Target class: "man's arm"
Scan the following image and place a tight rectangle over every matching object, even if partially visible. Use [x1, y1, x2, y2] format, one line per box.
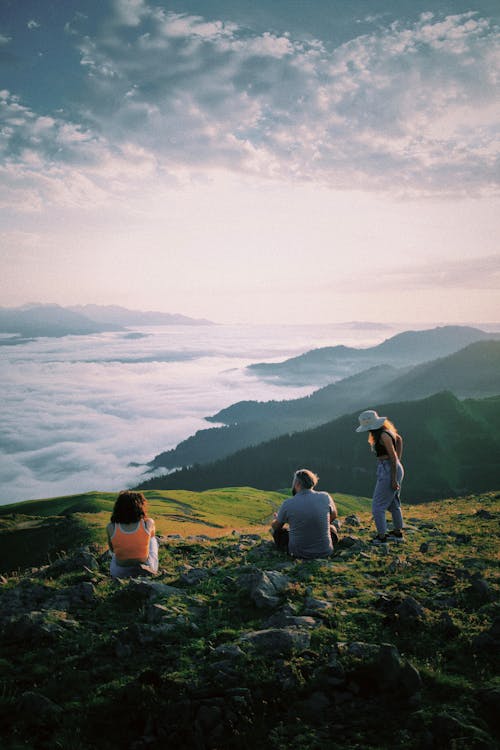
[271, 502, 287, 532]
[271, 514, 284, 532]
[329, 495, 338, 521]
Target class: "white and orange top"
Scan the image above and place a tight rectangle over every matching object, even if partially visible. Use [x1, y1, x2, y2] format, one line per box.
[110, 520, 152, 562]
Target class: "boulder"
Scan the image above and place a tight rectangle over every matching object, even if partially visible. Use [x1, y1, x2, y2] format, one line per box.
[467, 578, 494, 603]
[396, 596, 425, 624]
[20, 691, 63, 727]
[127, 580, 184, 599]
[180, 567, 210, 586]
[43, 549, 99, 578]
[475, 509, 495, 520]
[237, 569, 290, 609]
[239, 627, 311, 656]
[2, 611, 64, 645]
[337, 642, 422, 698]
[344, 514, 361, 527]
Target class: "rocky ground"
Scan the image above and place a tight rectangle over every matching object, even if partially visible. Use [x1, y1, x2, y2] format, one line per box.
[0, 492, 499, 750]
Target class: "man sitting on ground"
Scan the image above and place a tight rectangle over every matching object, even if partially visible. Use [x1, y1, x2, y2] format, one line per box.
[271, 469, 339, 558]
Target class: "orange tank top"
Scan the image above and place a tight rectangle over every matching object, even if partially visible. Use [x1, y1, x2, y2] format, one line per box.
[111, 520, 151, 561]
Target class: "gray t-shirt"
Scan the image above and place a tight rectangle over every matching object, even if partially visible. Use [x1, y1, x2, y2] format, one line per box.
[276, 489, 336, 558]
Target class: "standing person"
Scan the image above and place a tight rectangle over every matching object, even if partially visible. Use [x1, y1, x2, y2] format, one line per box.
[271, 469, 339, 558]
[107, 491, 159, 577]
[355, 409, 404, 544]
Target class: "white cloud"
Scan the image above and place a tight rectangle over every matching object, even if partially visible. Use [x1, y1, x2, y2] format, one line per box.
[77, 7, 499, 194]
[2, 6, 499, 214]
[27, 20, 41, 31]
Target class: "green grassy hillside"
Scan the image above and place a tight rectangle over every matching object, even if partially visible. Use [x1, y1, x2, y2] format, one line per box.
[0, 490, 498, 750]
[0, 488, 370, 573]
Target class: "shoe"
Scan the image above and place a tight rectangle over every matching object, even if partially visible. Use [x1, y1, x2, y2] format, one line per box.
[387, 530, 404, 542]
[371, 535, 388, 545]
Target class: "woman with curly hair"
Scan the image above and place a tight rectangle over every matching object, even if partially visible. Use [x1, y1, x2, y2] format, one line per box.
[106, 491, 159, 577]
[356, 410, 404, 544]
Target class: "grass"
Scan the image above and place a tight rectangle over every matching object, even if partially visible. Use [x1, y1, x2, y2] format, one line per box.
[0, 488, 498, 749]
[0, 488, 371, 572]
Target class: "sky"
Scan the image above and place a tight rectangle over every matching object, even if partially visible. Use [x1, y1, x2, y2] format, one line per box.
[1, 0, 499, 324]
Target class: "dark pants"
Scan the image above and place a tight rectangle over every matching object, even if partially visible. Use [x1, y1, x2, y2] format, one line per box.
[272, 526, 339, 554]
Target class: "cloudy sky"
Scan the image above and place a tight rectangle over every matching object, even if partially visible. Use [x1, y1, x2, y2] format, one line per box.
[1, 0, 499, 324]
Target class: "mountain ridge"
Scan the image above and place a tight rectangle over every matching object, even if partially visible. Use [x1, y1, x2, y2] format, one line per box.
[0, 303, 214, 340]
[247, 325, 500, 386]
[139, 392, 500, 502]
[147, 340, 500, 475]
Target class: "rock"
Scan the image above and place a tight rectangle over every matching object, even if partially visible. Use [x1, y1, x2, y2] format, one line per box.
[263, 612, 318, 629]
[396, 596, 425, 624]
[472, 617, 500, 652]
[337, 641, 379, 660]
[127, 580, 184, 599]
[50, 581, 97, 609]
[376, 643, 402, 690]
[303, 597, 332, 617]
[213, 643, 244, 659]
[475, 509, 495, 519]
[476, 686, 500, 733]
[237, 569, 290, 609]
[439, 612, 460, 637]
[431, 712, 494, 749]
[337, 642, 422, 699]
[180, 567, 210, 586]
[297, 691, 331, 723]
[419, 542, 430, 553]
[336, 535, 365, 550]
[344, 514, 361, 526]
[146, 603, 171, 624]
[43, 549, 99, 578]
[239, 627, 311, 656]
[399, 661, 422, 697]
[2, 612, 64, 645]
[196, 704, 223, 731]
[467, 578, 494, 603]
[450, 532, 472, 545]
[20, 691, 63, 727]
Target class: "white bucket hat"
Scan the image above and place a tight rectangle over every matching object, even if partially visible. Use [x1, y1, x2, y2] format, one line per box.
[356, 409, 386, 432]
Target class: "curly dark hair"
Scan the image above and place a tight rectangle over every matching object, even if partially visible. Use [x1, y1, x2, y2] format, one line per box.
[111, 491, 148, 524]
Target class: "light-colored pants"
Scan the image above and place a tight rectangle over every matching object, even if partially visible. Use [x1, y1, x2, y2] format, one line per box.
[110, 536, 159, 578]
[372, 460, 404, 535]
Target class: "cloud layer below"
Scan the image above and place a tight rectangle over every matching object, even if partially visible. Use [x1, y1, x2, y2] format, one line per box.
[4, 322, 391, 503]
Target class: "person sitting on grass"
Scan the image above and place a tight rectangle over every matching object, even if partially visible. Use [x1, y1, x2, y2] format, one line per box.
[271, 469, 339, 558]
[107, 491, 159, 578]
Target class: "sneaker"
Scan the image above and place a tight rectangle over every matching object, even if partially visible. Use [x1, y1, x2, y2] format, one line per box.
[371, 535, 388, 545]
[387, 530, 404, 542]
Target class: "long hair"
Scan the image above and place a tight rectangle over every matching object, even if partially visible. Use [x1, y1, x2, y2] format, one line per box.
[111, 491, 148, 523]
[368, 419, 398, 448]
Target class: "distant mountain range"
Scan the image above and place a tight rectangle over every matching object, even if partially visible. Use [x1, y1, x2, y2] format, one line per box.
[247, 325, 500, 385]
[0, 303, 213, 340]
[69, 304, 213, 327]
[147, 338, 500, 473]
[139, 391, 500, 502]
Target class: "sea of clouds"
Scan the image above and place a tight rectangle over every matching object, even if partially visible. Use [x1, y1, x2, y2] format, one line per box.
[0, 323, 396, 505]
